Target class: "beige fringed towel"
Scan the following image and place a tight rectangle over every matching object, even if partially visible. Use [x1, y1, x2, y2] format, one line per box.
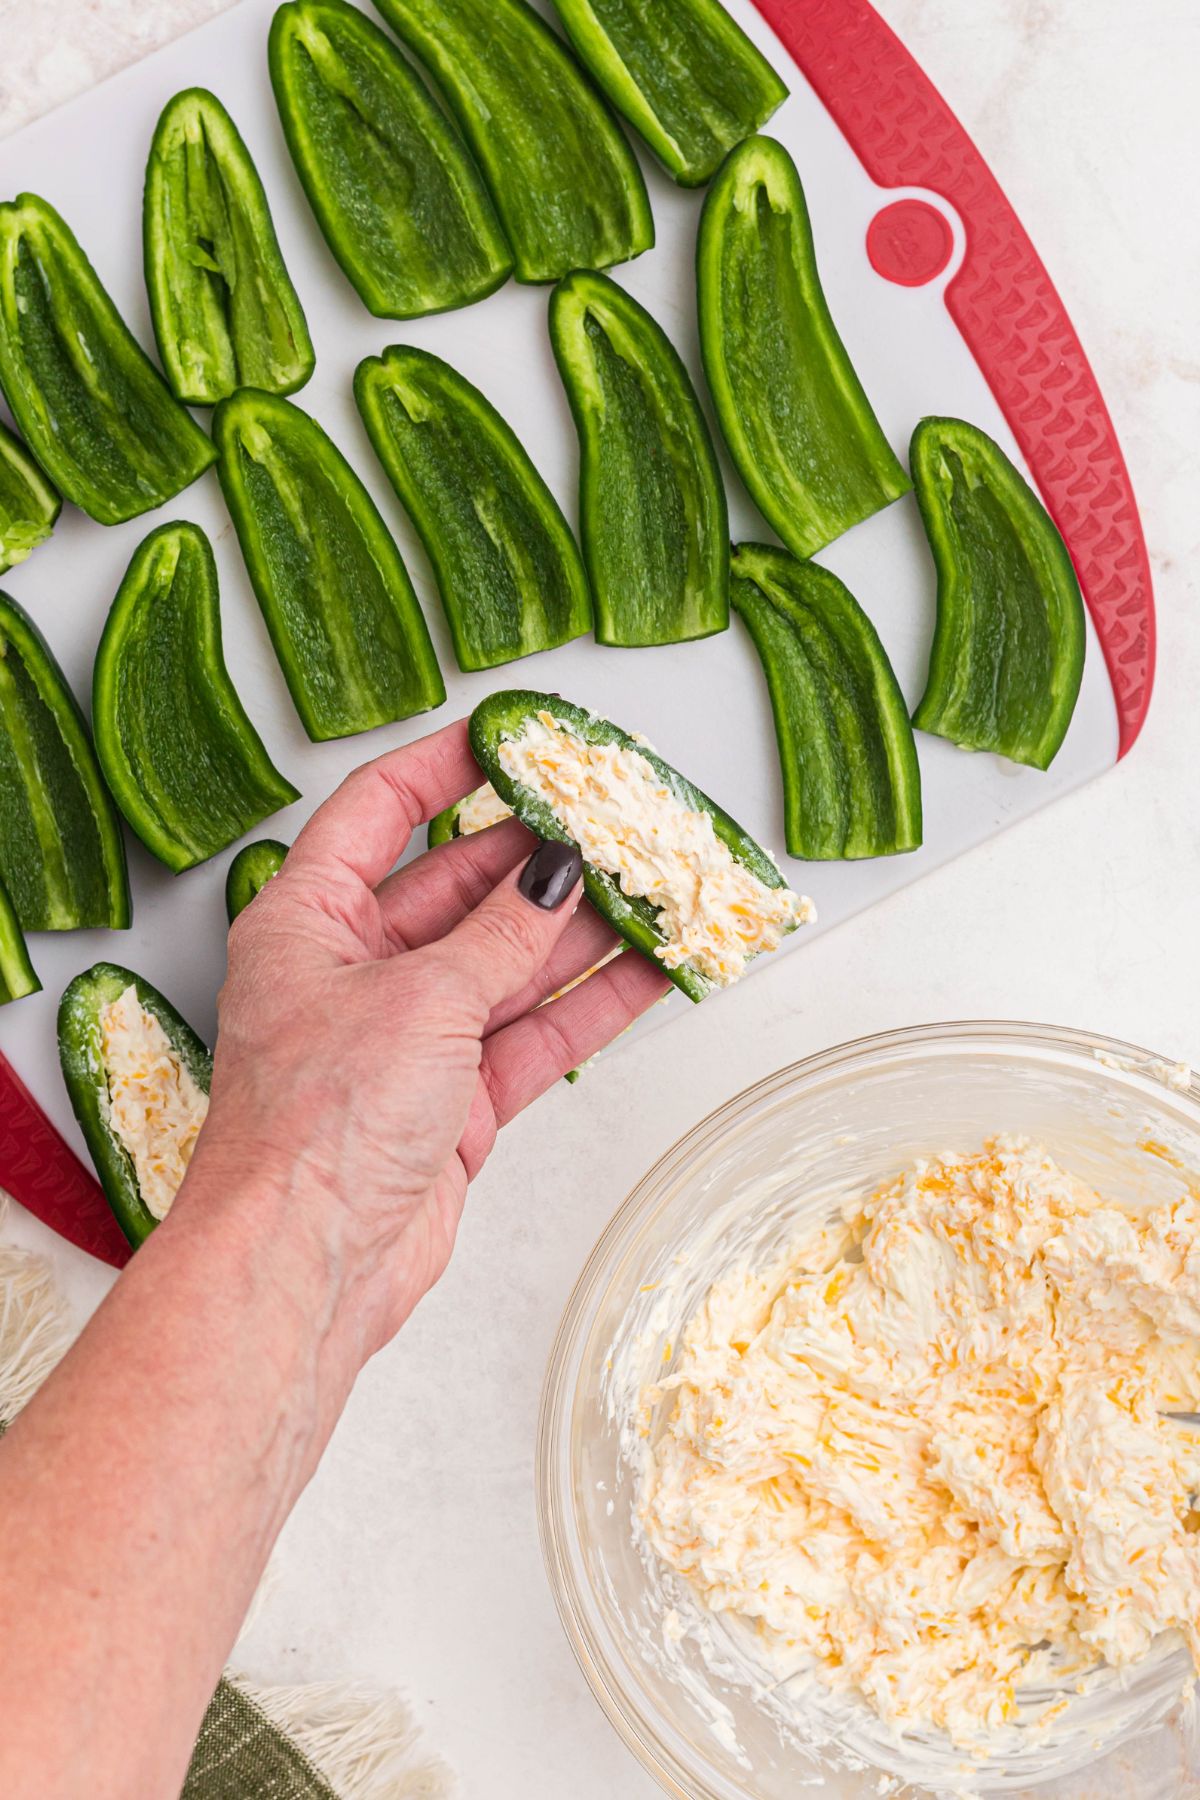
[0, 1200, 453, 1800]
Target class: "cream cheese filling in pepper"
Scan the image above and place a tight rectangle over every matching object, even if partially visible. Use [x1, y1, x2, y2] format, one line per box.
[455, 780, 515, 836]
[638, 1138, 1200, 1746]
[447, 784, 510, 838]
[100, 985, 209, 1221]
[498, 712, 813, 988]
[452, 777, 624, 1004]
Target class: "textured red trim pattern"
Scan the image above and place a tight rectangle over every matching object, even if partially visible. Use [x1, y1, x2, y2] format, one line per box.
[752, 0, 1154, 757]
[0, 1053, 131, 1268]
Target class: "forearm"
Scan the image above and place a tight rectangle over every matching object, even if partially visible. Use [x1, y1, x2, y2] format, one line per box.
[0, 723, 650, 1799]
[0, 1156, 358, 1800]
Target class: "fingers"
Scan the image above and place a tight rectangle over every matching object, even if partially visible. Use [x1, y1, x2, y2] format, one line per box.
[433, 840, 585, 1020]
[474, 948, 670, 1151]
[375, 822, 620, 1027]
[374, 816, 534, 950]
[377, 821, 620, 1034]
[285, 718, 481, 889]
[482, 907, 621, 1037]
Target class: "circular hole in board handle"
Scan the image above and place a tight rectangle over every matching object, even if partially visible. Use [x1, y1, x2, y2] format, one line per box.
[866, 198, 955, 287]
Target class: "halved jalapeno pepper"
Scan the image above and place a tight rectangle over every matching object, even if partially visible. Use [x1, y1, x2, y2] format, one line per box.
[0, 193, 216, 526]
[698, 137, 909, 559]
[214, 388, 446, 742]
[732, 543, 922, 860]
[911, 416, 1086, 770]
[270, 1, 512, 318]
[0, 419, 59, 574]
[470, 689, 810, 1002]
[0, 874, 39, 1006]
[355, 345, 592, 673]
[369, 0, 654, 284]
[225, 838, 289, 923]
[0, 591, 130, 932]
[58, 962, 211, 1247]
[548, 0, 787, 186]
[550, 268, 728, 647]
[145, 86, 315, 405]
[93, 521, 300, 873]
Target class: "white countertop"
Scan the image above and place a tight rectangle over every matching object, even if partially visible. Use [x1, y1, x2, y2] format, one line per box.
[2, 1, 1198, 1794]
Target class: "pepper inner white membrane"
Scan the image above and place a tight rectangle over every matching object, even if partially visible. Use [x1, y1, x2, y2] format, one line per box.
[100, 986, 209, 1221]
[638, 1138, 1200, 1745]
[498, 712, 813, 989]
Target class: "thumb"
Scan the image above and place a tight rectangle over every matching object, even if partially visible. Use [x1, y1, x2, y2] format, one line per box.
[437, 839, 585, 1015]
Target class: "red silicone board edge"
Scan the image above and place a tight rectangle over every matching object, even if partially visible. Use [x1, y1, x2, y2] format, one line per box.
[753, 0, 1154, 758]
[0, 1051, 131, 1268]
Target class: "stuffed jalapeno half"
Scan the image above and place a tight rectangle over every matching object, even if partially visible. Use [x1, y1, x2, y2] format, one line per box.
[144, 87, 315, 406]
[270, 1, 512, 318]
[550, 268, 728, 647]
[93, 522, 300, 874]
[911, 417, 1086, 770]
[0, 419, 59, 574]
[369, 0, 654, 284]
[470, 690, 813, 1001]
[732, 544, 921, 860]
[355, 345, 591, 672]
[0, 194, 216, 526]
[214, 388, 446, 741]
[58, 963, 212, 1247]
[698, 137, 909, 559]
[0, 875, 39, 1006]
[226, 838, 289, 923]
[549, 0, 788, 186]
[0, 591, 130, 932]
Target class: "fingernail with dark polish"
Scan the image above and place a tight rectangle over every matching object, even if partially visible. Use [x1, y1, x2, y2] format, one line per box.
[519, 839, 583, 910]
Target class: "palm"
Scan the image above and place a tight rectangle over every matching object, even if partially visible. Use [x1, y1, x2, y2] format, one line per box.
[212, 720, 667, 1340]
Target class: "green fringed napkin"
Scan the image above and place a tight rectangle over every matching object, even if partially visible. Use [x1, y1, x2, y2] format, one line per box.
[186, 1681, 339, 1798]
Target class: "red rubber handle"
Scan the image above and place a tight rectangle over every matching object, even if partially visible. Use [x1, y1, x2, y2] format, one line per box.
[753, 0, 1154, 757]
[0, 1052, 131, 1268]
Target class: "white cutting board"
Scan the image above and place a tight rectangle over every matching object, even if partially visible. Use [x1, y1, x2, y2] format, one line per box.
[0, 0, 1117, 1149]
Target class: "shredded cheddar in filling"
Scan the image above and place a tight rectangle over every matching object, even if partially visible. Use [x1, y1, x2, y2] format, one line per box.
[497, 712, 813, 988]
[100, 986, 209, 1221]
[455, 782, 514, 836]
[638, 1138, 1200, 1745]
[453, 777, 623, 1010]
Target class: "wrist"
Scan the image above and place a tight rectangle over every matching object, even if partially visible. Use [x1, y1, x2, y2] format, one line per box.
[157, 1141, 372, 1437]
[181, 1103, 444, 1356]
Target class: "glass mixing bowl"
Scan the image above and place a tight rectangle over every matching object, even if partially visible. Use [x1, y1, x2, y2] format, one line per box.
[537, 1022, 1200, 1799]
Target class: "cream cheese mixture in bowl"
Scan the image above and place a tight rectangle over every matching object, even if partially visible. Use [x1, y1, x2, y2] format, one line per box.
[537, 1024, 1200, 1799]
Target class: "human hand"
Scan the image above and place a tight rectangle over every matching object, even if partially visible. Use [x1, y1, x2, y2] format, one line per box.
[184, 718, 669, 1359]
